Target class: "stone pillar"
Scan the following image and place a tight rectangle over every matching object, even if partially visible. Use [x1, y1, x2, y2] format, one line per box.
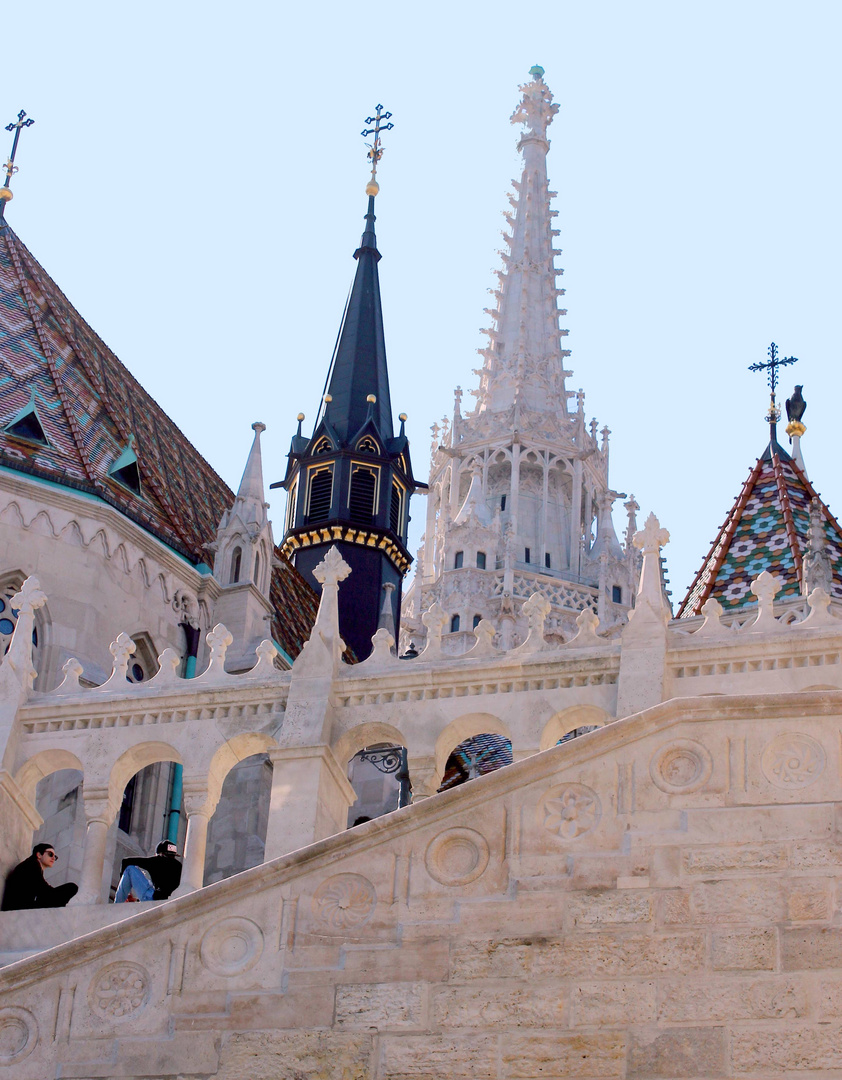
[616, 513, 671, 718]
[539, 454, 549, 565]
[570, 459, 583, 576]
[70, 793, 113, 905]
[263, 746, 357, 860]
[407, 753, 439, 802]
[173, 789, 213, 897]
[510, 444, 521, 540]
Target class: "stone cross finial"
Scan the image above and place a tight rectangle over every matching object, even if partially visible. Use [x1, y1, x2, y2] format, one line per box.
[109, 632, 136, 681]
[313, 546, 352, 589]
[205, 623, 234, 673]
[9, 576, 47, 617]
[419, 602, 449, 660]
[633, 513, 670, 555]
[749, 570, 781, 631]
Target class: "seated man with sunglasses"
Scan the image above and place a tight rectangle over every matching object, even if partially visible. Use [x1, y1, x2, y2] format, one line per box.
[1, 843, 78, 910]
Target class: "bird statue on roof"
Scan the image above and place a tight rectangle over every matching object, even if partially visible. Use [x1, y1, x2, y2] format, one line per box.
[786, 385, 806, 424]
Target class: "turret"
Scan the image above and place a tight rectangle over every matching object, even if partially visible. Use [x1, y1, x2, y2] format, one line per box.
[211, 422, 275, 670]
[275, 107, 422, 661]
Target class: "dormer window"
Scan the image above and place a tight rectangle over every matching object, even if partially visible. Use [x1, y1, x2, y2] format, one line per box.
[108, 436, 141, 495]
[3, 393, 48, 446]
[357, 435, 379, 454]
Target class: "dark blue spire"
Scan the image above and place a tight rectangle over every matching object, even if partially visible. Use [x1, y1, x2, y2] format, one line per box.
[322, 196, 393, 444]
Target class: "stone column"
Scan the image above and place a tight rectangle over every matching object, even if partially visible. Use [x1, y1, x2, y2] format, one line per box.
[172, 785, 217, 897]
[407, 753, 439, 802]
[569, 459, 583, 576]
[70, 793, 113, 905]
[539, 453, 549, 566]
[510, 444, 521, 540]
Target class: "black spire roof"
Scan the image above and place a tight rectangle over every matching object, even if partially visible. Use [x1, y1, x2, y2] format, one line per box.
[321, 196, 393, 444]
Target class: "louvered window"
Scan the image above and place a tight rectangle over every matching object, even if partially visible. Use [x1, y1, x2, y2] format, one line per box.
[308, 468, 333, 521]
[349, 466, 377, 525]
[390, 482, 403, 534]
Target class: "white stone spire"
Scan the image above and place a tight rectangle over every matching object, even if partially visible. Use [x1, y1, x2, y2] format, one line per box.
[476, 67, 571, 418]
[210, 423, 276, 671]
[401, 69, 639, 657]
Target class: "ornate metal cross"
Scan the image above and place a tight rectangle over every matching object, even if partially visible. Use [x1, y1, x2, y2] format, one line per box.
[748, 342, 798, 435]
[1, 110, 35, 216]
[361, 104, 393, 188]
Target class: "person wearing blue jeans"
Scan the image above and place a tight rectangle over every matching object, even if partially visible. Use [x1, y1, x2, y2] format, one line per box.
[114, 840, 182, 902]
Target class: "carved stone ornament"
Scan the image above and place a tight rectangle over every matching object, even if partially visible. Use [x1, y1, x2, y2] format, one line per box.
[650, 739, 714, 794]
[0, 1007, 37, 1065]
[761, 733, 826, 789]
[425, 827, 490, 886]
[200, 916, 264, 976]
[538, 783, 602, 840]
[88, 962, 151, 1020]
[311, 874, 377, 932]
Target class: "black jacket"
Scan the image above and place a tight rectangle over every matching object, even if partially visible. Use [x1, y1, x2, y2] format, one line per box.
[1, 854, 76, 910]
[120, 854, 182, 900]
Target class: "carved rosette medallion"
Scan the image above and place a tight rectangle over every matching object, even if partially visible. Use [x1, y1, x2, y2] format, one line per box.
[88, 962, 150, 1020]
[0, 1007, 37, 1065]
[539, 783, 601, 840]
[762, 733, 826, 789]
[311, 874, 377, 931]
[425, 828, 490, 886]
[200, 917, 264, 976]
[650, 739, 713, 794]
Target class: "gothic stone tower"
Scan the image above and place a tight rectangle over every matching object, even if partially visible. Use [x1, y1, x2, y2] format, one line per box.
[402, 69, 639, 654]
[277, 134, 421, 662]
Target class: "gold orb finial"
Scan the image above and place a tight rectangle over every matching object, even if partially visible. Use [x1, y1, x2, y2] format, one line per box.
[786, 419, 806, 438]
[366, 394, 377, 404]
[399, 413, 407, 422]
[0, 187, 12, 202]
[323, 394, 332, 404]
[297, 412, 305, 421]
[365, 178, 380, 197]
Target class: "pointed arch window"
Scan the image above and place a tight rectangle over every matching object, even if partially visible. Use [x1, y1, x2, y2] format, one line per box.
[230, 547, 242, 584]
[285, 480, 298, 532]
[472, 614, 482, 629]
[476, 552, 487, 569]
[357, 435, 380, 455]
[306, 465, 334, 522]
[349, 464, 378, 525]
[254, 551, 261, 587]
[312, 437, 333, 455]
[449, 614, 461, 633]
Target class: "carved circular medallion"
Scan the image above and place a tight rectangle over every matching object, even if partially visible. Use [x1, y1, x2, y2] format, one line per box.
[200, 917, 264, 976]
[650, 739, 713, 794]
[88, 962, 150, 1020]
[538, 783, 602, 840]
[312, 874, 377, 931]
[0, 1007, 37, 1064]
[425, 828, 490, 886]
[762, 733, 826, 789]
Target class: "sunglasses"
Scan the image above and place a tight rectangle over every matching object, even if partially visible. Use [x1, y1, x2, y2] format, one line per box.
[44, 851, 57, 860]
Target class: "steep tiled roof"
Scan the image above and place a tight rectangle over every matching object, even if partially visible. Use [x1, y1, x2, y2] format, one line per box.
[0, 221, 318, 657]
[677, 440, 842, 617]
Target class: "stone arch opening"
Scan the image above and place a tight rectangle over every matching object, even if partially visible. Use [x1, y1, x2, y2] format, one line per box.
[539, 705, 611, 752]
[13, 750, 85, 895]
[434, 714, 512, 792]
[334, 723, 410, 826]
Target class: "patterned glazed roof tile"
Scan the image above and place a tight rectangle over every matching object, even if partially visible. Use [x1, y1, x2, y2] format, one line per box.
[0, 222, 318, 658]
[678, 441, 842, 617]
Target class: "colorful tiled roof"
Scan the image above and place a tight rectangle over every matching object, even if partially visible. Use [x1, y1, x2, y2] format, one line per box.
[677, 439, 842, 617]
[0, 221, 318, 658]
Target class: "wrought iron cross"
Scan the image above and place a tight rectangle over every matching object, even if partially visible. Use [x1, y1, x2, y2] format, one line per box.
[361, 104, 393, 184]
[748, 342, 798, 437]
[1, 110, 35, 218]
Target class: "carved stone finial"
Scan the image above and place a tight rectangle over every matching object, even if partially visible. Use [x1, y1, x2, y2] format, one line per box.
[9, 576, 47, 616]
[569, 607, 601, 647]
[633, 513, 670, 555]
[205, 623, 234, 671]
[694, 597, 726, 638]
[54, 657, 84, 694]
[109, 632, 136, 681]
[510, 68, 559, 139]
[362, 627, 397, 667]
[419, 602, 449, 660]
[749, 570, 781, 631]
[153, 648, 181, 684]
[312, 546, 352, 588]
[802, 587, 836, 628]
[465, 619, 498, 658]
[248, 638, 280, 677]
[802, 498, 833, 596]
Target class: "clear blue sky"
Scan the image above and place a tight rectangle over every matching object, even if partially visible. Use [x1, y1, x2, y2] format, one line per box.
[3, 2, 840, 605]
